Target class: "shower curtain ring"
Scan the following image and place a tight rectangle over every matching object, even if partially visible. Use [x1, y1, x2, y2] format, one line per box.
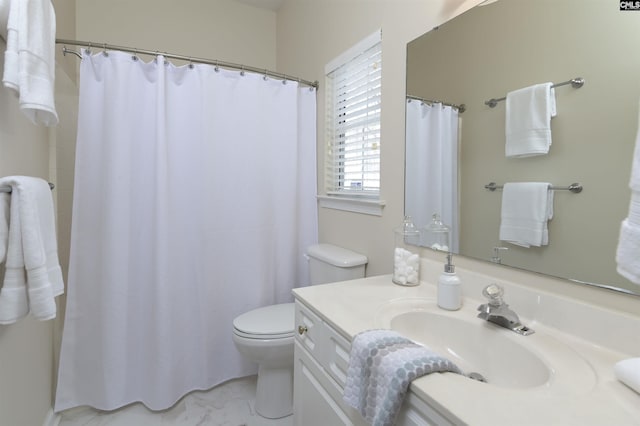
[263, 69, 268, 81]
[215, 60, 220, 72]
[132, 49, 139, 61]
[240, 66, 245, 76]
[102, 43, 108, 57]
[188, 57, 194, 69]
[282, 74, 287, 85]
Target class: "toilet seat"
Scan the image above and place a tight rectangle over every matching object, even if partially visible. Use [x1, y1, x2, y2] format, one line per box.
[233, 302, 295, 339]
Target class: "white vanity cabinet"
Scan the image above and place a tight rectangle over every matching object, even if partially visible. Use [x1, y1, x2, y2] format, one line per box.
[293, 299, 457, 426]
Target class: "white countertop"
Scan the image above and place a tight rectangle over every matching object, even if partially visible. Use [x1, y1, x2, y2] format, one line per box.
[292, 272, 640, 426]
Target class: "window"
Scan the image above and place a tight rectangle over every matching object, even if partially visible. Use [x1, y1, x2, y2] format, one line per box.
[325, 31, 382, 200]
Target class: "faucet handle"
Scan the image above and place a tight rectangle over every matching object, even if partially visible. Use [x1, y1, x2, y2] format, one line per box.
[482, 283, 504, 306]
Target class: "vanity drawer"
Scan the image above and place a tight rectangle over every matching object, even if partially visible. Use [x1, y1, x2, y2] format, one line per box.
[295, 301, 352, 389]
[295, 301, 323, 358]
[323, 323, 351, 389]
[294, 340, 357, 426]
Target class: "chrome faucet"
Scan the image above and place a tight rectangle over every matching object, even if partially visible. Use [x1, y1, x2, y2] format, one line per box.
[477, 284, 534, 336]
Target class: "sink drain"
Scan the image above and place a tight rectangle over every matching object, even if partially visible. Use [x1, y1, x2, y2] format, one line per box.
[467, 372, 487, 383]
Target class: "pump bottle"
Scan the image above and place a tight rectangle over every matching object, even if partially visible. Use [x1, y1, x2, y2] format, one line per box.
[438, 253, 462, 310]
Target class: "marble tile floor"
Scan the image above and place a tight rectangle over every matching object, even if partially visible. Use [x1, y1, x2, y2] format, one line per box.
[58, 375, 293, 426]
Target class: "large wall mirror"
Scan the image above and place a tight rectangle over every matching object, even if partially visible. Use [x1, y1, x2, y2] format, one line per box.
[405, 0, 640, 295]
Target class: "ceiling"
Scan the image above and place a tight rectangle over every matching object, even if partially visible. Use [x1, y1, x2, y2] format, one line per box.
[233, 0, 284, 11]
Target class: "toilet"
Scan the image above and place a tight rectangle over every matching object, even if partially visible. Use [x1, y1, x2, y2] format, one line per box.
[232, 243, 367, 419]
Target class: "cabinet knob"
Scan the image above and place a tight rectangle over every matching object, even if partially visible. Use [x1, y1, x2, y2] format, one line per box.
[298, 325, 308, 335]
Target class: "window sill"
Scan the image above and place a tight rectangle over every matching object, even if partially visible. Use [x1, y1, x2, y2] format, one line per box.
[317, 195, 386, 216]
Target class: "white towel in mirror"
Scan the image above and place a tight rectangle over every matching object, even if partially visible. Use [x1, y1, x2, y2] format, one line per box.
[505, 83, 556, 158]
[499, 182, 553, 248]
[616, 99, 640, 285]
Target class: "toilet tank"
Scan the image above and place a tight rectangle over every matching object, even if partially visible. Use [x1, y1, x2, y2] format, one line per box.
[307, 244, 368, 285]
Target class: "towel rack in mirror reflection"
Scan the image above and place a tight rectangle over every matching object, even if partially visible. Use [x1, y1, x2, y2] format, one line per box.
[0, 182, 55, 193]
[484, 77, 585, 108]
[484, 182, 583, 193]
[407, 95, 466, 113]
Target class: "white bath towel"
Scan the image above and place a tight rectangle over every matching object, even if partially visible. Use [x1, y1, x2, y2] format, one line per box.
[0, 187, 29, 323]
[499, 182, 553, 248]
[343, 330, 461, 426]
[616, 101, 640, 285]
[19, 177, 64, 297]
[505, 82, 556, 158]
[614, 358, 640, 395]
[0, 176, 63, 323]
[617, 219, 640, 284]
[2, 0, 58, 126]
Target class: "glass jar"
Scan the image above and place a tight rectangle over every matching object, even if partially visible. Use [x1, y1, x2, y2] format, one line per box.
[423, 213, 451, 252]
[393, 216, 421, 286]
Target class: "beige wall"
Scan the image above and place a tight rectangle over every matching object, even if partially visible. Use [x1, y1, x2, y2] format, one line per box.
[54, 0, 77, 80]
[75, 0, 278, 70]
[276, 0, 482, 276]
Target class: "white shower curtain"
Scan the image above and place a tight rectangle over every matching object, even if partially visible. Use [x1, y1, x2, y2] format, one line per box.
[405, 100, 459, 253]
[55, 50, 318, 412]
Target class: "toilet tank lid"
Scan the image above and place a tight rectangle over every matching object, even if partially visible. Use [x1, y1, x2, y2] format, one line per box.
[307, 243, 368, 267]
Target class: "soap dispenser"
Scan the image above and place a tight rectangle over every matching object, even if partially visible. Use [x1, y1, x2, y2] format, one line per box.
[438, 253, 462, 310]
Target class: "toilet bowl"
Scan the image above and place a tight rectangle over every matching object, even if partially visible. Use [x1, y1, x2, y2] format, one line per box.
[232, 302, 295, 419]
[232, 244, 367, 419]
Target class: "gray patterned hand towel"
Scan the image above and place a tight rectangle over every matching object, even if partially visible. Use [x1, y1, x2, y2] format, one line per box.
[343, 329, 462, 426]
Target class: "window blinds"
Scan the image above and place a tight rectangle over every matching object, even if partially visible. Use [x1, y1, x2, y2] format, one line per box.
[325, 35, 382, 197]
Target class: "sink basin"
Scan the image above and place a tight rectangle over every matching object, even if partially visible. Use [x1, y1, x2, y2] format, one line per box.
[389, 310, 549, 388]
[376, 298, 597, 392]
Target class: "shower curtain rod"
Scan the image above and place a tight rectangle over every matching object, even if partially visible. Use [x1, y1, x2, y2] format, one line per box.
[407, 95, 466, 113]
[55, 38, 319, 89]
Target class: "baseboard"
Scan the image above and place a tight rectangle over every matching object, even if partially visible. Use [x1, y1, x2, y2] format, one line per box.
[42, 408, 61, 426]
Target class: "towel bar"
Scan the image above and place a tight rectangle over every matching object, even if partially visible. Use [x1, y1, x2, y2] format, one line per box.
[484, 77, 584, 108]
[0, 182, 55, 193]
[484, 182, 582, 193]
